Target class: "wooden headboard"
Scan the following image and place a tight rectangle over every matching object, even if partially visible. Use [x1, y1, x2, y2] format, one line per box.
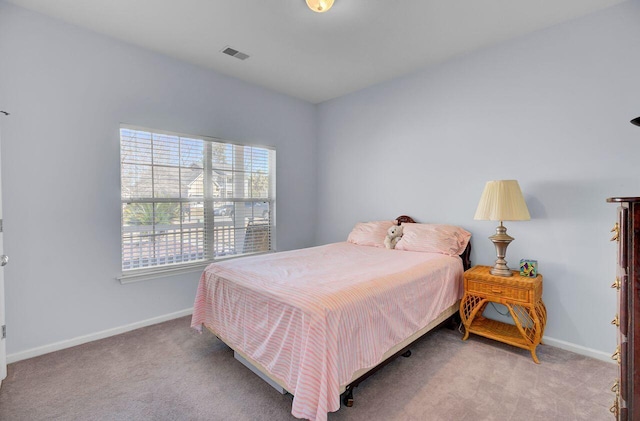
[393, 215, 416, 225]
[394, 215, 472, 271]
[460, 241, 472, 271]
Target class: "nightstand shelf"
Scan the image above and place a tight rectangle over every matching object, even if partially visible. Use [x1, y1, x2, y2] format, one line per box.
[467, 316, 530, 348]
[460, 265, 546, 363]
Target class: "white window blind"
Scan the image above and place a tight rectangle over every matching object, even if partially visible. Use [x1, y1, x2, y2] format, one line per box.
[120, 126, 275, 274]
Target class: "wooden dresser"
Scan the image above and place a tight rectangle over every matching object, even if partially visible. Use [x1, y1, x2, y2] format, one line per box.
[607, 197, 640, 420]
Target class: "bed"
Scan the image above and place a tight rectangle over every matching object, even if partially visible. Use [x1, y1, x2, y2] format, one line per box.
[191, 216, 471, 421]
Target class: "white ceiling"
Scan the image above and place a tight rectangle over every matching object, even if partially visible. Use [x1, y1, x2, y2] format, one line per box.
[6, 0, 627, 103]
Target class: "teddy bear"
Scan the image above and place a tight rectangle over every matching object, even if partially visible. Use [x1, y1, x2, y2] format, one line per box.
[384, 224, 403, 249]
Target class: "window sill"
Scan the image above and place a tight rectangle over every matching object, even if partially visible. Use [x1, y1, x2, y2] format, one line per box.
[117, 263, 210, 284]
[116, 251, 276, 284]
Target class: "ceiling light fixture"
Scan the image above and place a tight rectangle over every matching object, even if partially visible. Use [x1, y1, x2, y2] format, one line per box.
[306, 0, 334, 13]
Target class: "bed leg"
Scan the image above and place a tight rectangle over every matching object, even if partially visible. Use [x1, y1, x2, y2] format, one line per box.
[446, 312, 462, 330]
[343, 386, 355, 407]
[402, 349, 411, 357]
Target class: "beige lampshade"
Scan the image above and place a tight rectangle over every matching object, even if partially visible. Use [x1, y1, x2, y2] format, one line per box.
[474, 180, 531, 221]
[306, 0, 334, 12]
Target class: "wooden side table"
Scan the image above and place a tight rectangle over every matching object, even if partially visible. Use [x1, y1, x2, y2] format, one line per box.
[460, 265, 547, 363]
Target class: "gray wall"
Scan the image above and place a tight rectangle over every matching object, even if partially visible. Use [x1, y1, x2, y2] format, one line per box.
[2, 0, 639, 359]
[0, 2, 317, 355]
[316, 0, 640, 355]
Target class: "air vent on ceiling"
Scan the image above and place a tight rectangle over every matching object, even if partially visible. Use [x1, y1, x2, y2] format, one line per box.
[222, 46, 250, 61]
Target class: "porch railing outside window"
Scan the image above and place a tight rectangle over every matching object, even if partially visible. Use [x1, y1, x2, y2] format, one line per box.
[120, 126, 275, 274]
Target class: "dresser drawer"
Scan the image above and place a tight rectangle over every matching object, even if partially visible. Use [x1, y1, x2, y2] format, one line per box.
[466, 280, 530, 303]
[616, 207, 628, 268]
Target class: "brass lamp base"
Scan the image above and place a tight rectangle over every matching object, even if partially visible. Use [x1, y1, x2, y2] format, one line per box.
[489, 222, 514, 277]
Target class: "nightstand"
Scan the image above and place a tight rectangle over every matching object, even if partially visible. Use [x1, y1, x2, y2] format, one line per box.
[460, 265, 547, 363]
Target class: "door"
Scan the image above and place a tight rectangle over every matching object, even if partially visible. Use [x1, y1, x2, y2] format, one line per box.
[0, 111, 6, 388]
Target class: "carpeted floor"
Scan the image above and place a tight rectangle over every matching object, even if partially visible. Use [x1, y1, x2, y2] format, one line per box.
[0, 316, 616, 421]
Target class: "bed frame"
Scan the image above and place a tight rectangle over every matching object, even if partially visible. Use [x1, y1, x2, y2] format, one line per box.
[214, 215, 472, 410]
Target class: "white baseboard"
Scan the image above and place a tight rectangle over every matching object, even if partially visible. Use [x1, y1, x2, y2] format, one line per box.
[7, 310, 614, 366]
[542, 335, 615, 364]
[7, 308, 193, 364]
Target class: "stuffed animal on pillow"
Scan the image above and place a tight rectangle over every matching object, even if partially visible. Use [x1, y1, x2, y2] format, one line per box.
[384, 224, 404, 249]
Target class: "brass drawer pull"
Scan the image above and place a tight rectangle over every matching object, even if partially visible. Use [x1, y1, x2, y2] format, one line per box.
[611, 314, 620, 327]
[610, 222, 619, 242]
[611, 380, 619, 394]
[610, 398, 619, 417]
[491, 288, 503, 294]
[611, 346, 621, 364]
[611, 277, 621, 290]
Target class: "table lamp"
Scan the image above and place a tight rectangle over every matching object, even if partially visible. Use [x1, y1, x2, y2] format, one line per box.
[474, 180, 530, 276]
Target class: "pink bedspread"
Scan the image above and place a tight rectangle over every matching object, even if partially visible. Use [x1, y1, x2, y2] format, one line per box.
[191, 242, 463, 421]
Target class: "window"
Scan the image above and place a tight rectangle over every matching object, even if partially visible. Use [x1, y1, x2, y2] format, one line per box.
[120, 126, 275, 275]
